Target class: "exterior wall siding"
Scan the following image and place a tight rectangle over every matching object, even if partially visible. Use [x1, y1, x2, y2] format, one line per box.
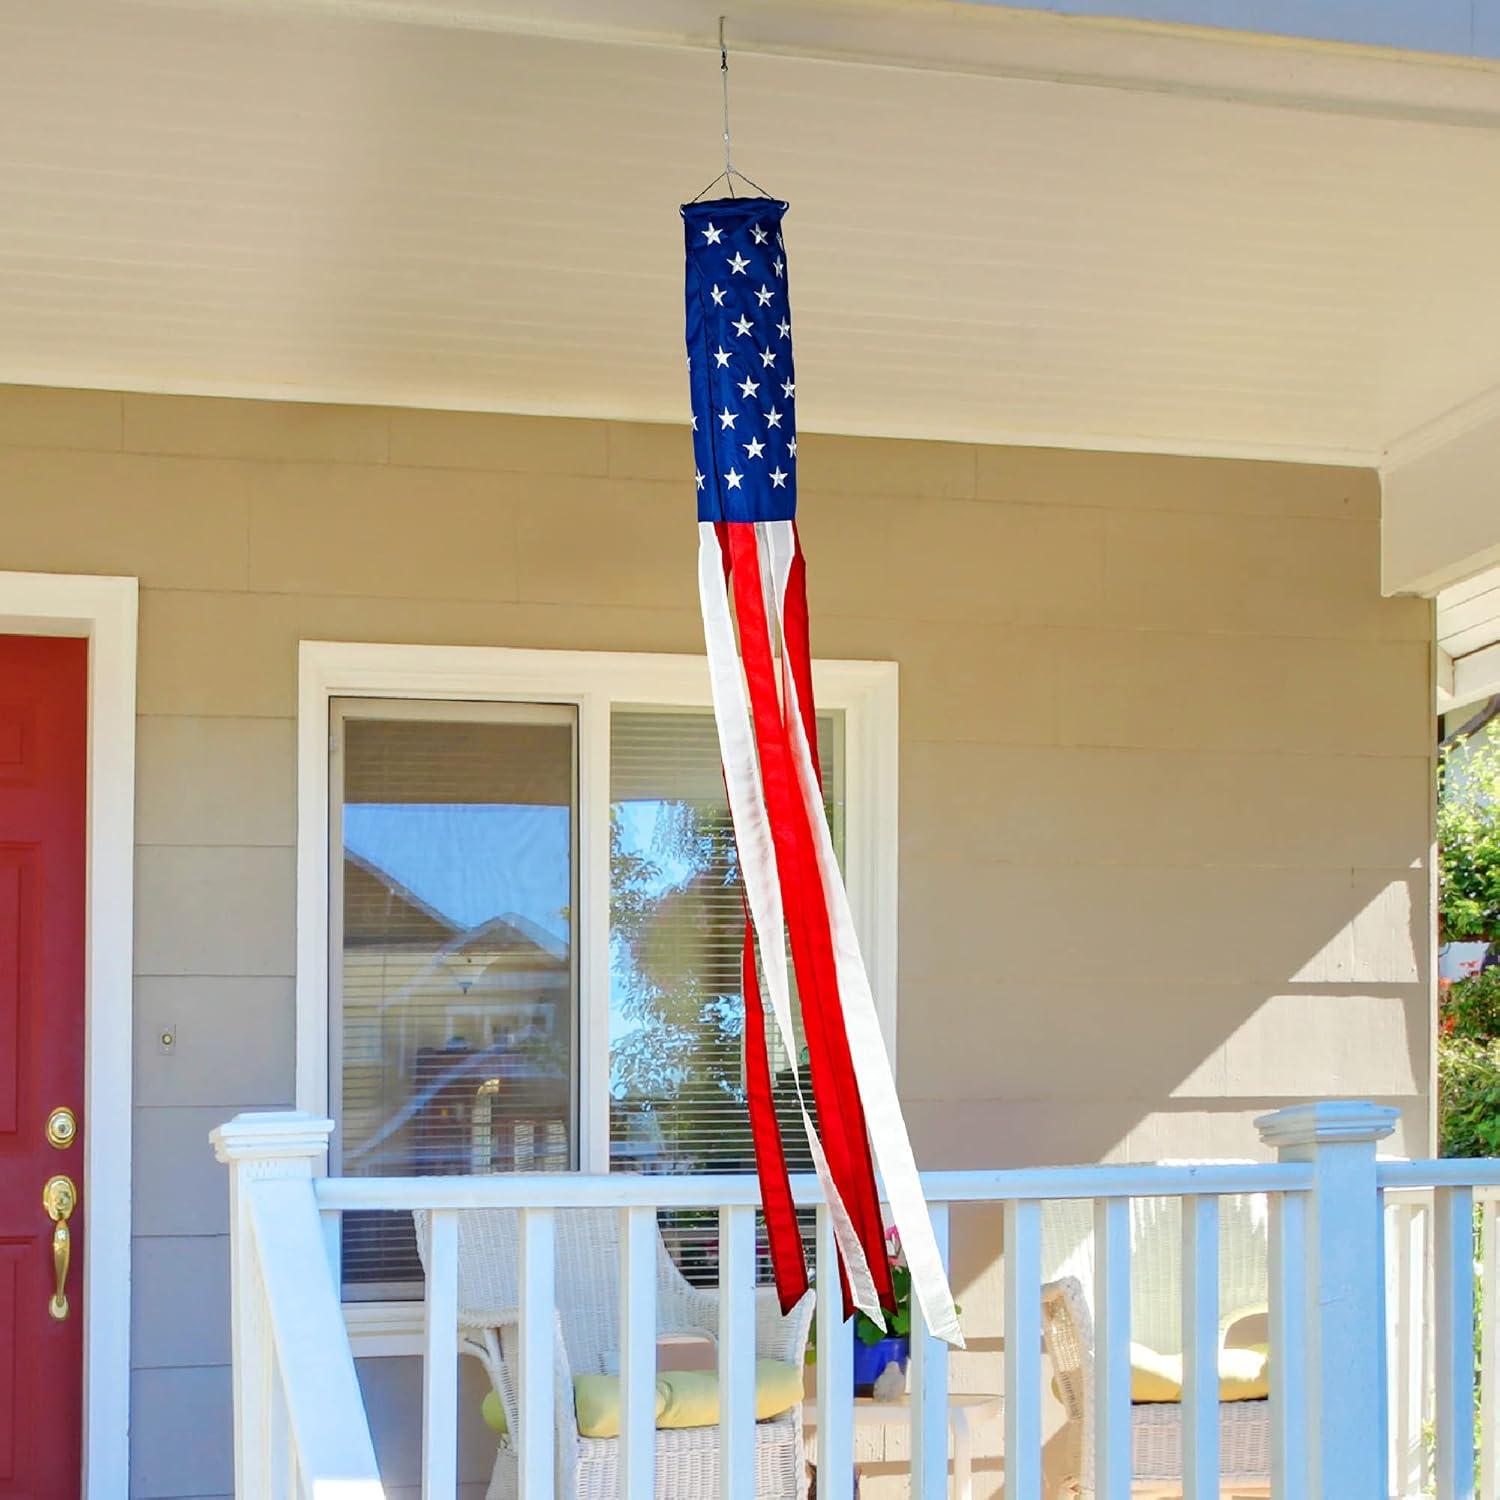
[0, 385, 1433, 1497]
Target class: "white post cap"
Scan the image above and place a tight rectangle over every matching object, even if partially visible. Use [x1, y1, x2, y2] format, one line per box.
[1254, 1100, 1400, 1151]
[211, 1110, 335, 1165]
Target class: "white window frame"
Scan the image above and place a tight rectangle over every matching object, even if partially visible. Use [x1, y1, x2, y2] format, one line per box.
[296, 640, 899, 1183]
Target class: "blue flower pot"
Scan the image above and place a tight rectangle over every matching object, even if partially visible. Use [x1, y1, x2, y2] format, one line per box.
[852, 1333, 910, 1396]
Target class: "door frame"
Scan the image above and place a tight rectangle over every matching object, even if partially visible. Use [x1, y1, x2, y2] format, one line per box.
[0, 571, 137, 1500]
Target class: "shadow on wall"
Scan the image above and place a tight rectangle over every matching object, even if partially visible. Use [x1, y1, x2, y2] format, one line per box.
[901, 864, 1428, 1174]
[902, 850, 1430, 1363]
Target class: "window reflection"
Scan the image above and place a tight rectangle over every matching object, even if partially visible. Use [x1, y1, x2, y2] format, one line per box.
[336, 704, 578, 1294]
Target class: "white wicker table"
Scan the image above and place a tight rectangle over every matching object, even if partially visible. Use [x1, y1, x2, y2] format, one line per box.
[802, 1392, 1003, 1499]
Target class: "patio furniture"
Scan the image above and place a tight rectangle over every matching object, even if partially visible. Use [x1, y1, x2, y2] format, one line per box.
[415, 1206, 815, 1500]
[1041, 1192, 1271, 1365]
[1041, 1277, 1270, 1499]
[803, 1391, 1003, 1500]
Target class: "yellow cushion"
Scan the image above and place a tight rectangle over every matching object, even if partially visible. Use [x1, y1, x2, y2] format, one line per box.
[481, 1390, 508, 1434]
[481, 1360, 805, 1439]
[1129, 1343, 1269, 1404]
[654, 1360, 806, 1432]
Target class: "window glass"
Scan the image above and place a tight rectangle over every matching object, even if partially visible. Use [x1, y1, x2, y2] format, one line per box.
[608, 706, 842, 1281]
[334, 701, 578, 1295]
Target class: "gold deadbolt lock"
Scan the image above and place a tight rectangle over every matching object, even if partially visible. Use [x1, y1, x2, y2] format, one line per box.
[45, 1107, 77, 1150]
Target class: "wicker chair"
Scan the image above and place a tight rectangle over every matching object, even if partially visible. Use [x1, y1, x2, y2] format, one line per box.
[415, 1207, 815, 1500]
[1040, 1277, 1270, 1499]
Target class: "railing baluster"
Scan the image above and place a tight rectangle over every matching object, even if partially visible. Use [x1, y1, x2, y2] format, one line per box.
[1004, 1198, 1043, 1500]
[1181, 1194, 1219, 1500]
[319, 1206, 341, 1291]
[268, 1336, 292, 1500]
[1387, 1200, 1427, 1499]
[422, 1208, 459, 1500]
[911, 1202, 952, 1499]
[1268, 1190, 1308, 1500]
[1435, 1184, 1477, 1500]
[814, 1206, 854, 1500]
[718, 1204, 757, 1500]
[619, 1205, 658, 1500]
[283, 1373, 302, 1500]
[518, 1206, 556, 1500]
[1483, 1196, 1499, 1500]
[1093, 1197, 1131, 1500]
[1385, 1202, 1403, 1496]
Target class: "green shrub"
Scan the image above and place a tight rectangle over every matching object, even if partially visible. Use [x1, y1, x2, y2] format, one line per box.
[1445, 965, 1500, 1044]
[1439, 733, 1500, 947]
[1440, 1030, 1500, 1157]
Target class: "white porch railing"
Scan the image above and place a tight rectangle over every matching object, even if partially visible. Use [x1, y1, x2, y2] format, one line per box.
[212, 1102, 1500, 1499]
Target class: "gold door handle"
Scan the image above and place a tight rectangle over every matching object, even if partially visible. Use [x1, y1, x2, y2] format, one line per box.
[42, 1175, 76, 1321]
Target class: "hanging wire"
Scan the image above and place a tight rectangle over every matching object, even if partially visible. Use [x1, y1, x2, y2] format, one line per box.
[689, 16, 777, 203]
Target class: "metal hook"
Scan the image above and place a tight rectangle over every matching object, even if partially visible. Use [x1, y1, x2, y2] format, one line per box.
[719, 15, 734, 197]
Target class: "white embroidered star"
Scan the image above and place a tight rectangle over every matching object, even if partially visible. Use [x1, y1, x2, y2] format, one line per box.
[759, 347, 777, 368]
[769, 467, 788, 488]
[703, 223, 723, 244]
[710, 284, 727, 307]
[744, 437, 765, 459]
[732, 313, 753, 337]
[776, 318, 790, 339]
[755, 284, 774, 307]
[690, 414, 698, 430]
[724, 468, 743, 489]
[751, 224, 768, 245]
[718, 407, 737, 430]
[781, 378, 796, 398]
[737, 375, 759, 399]
[695, 470, 705, 490]
[713, 346, 731, 368]
[765, 405, 783, 428]
[772, 256, 784, 277]
[727, 251, 749, 275]
[788, 437, 797, 456]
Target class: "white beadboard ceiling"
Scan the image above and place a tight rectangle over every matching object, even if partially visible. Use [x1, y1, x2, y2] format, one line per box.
[4, 0, 1500, 462]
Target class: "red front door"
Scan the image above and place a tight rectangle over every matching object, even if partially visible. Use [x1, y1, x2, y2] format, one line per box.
[0, 635, 86, 1499]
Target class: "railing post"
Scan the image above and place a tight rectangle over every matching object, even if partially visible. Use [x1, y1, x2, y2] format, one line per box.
[1256, 1101, 1398, 1500]
[211, 1111, 337, 1499]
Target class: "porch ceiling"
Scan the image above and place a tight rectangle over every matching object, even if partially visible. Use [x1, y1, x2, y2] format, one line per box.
[4, 0, 1500, 466]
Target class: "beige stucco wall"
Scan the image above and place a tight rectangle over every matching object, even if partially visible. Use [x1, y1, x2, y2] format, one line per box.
[0, 384, 1433, 1497]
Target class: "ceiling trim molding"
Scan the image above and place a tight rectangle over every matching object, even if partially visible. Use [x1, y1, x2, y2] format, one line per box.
[134, 0, 1500, 130]
[1382, 381, 1500, 472]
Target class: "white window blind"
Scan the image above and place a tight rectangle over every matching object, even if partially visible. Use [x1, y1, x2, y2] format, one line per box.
[608, 706, 842, 1281]
[333, 700, 579, 1295]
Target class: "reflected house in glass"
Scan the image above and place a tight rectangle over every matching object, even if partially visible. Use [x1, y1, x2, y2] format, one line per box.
[340, 849, 572, 1182]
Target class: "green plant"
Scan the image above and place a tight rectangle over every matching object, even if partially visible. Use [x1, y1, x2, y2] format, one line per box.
[855, 1249, 913, 1346]
[1445, 965, 1500, 1043]
[1439, 1033, 1500, 1157]
[1439, 733, 1500, 947]
[1437, 728, 1500, 1162]
[805, 1228, 962, 1364]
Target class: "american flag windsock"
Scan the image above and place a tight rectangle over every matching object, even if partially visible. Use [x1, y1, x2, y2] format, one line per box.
[682, 196, 962, 1347]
